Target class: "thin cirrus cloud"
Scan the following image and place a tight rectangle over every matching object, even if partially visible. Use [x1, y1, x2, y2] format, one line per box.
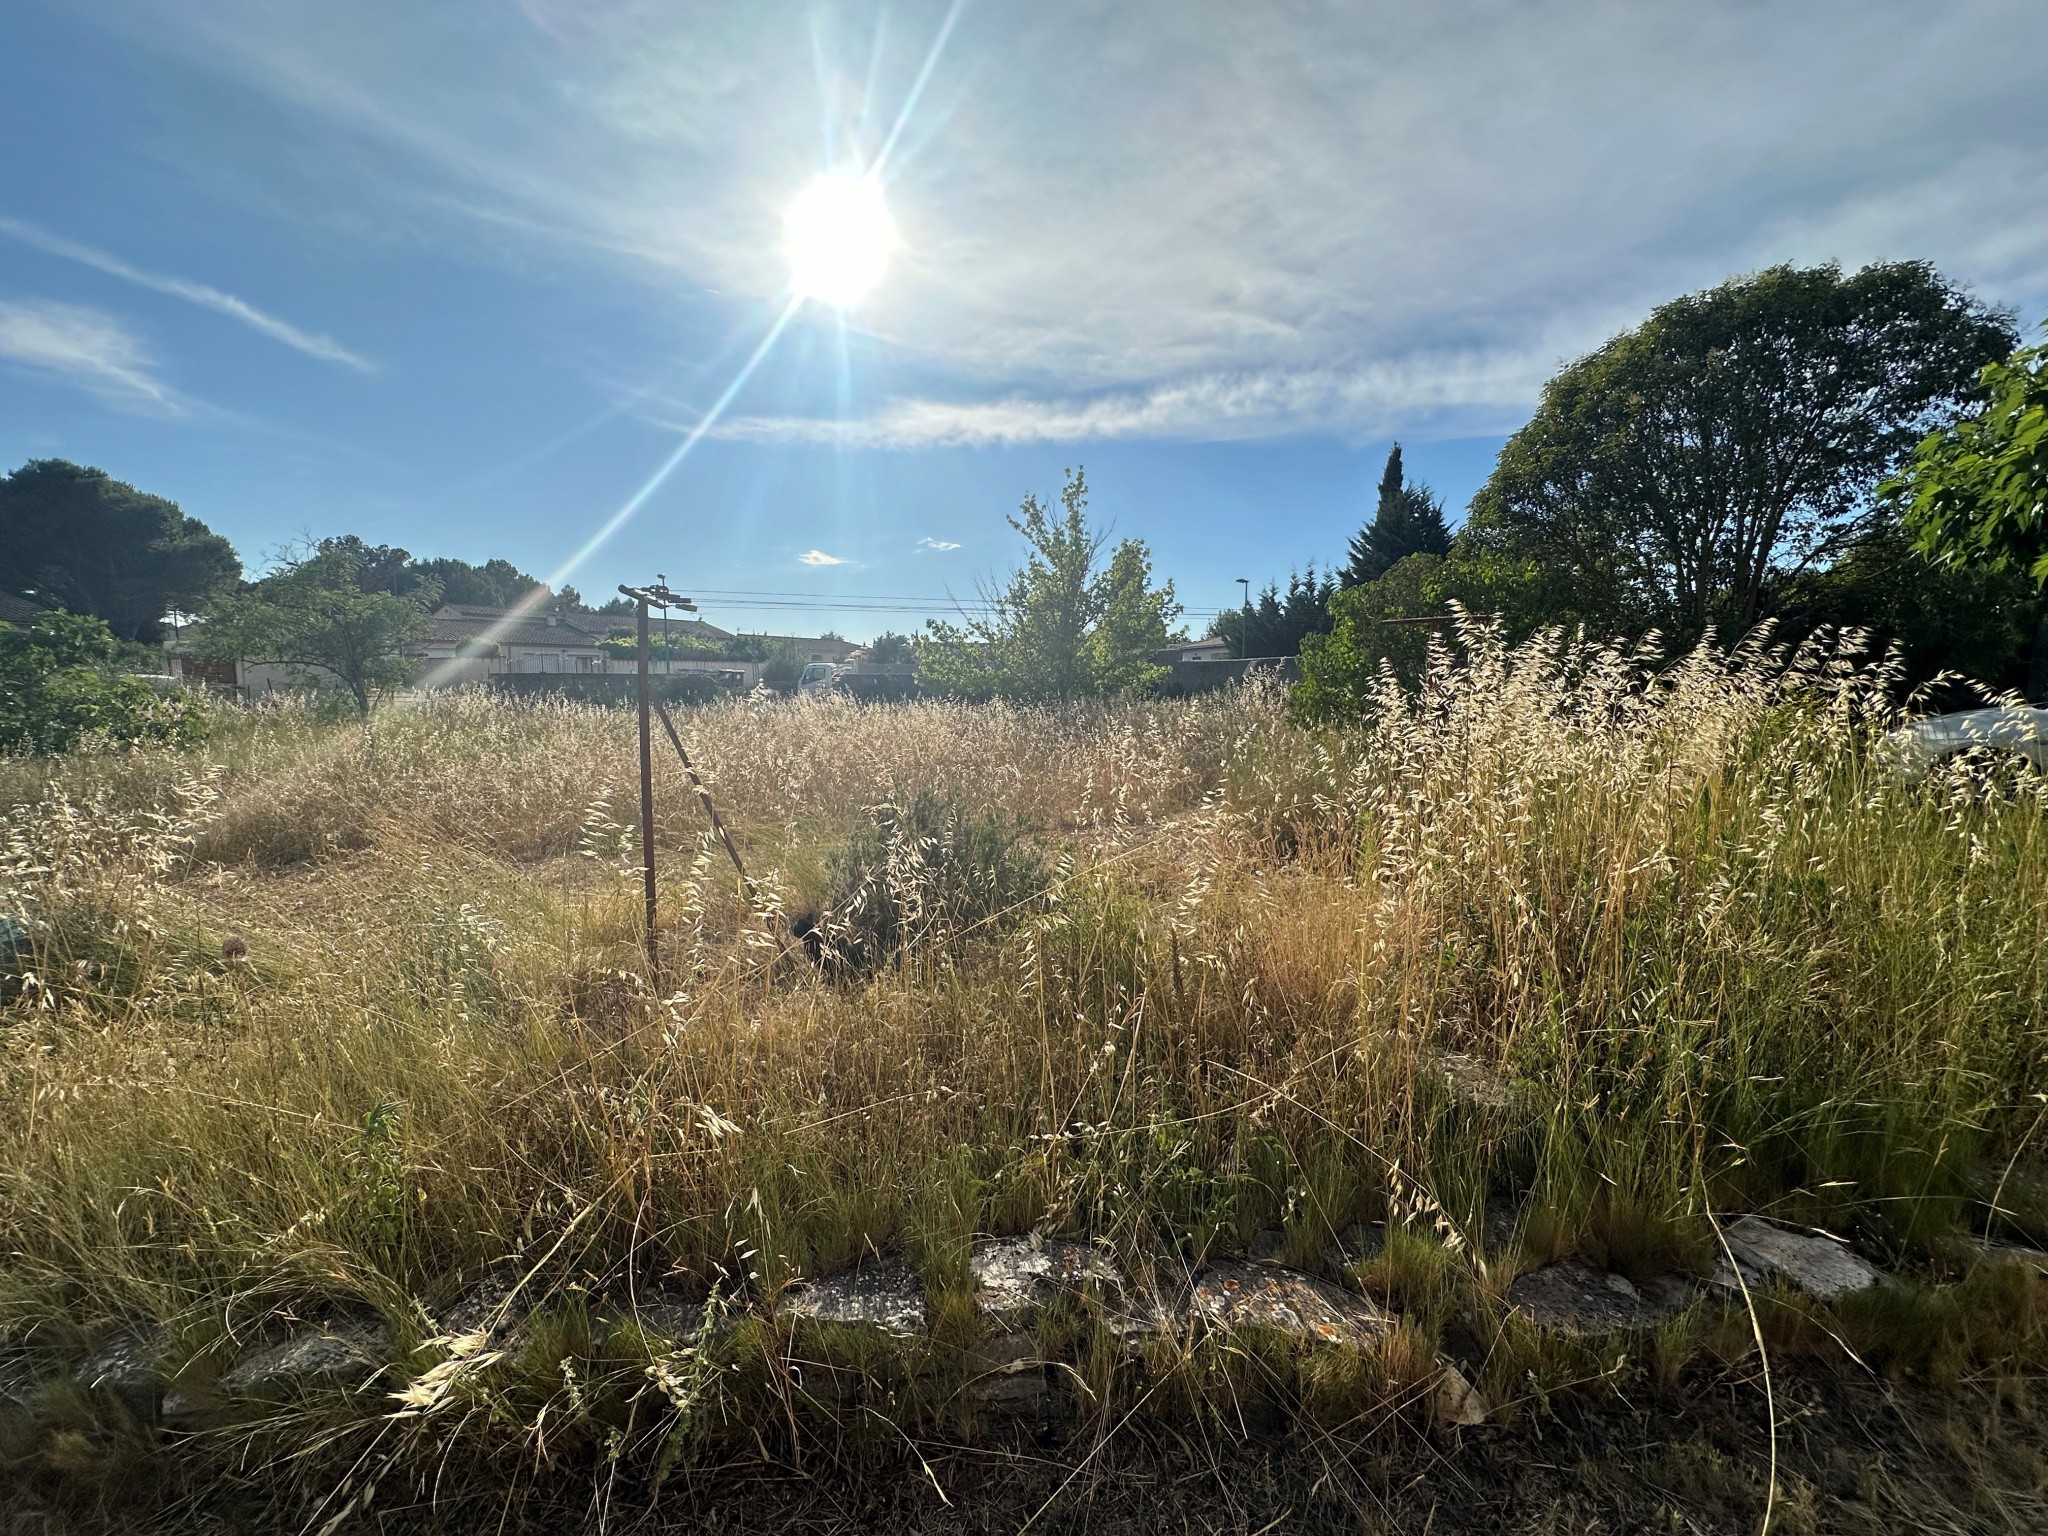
[798, 549, 848, 566]
[0, 299, 174, 408]
[0, 218, 371, 371]
[916, 537, 961, 551]
[716, 346, 1568, 450]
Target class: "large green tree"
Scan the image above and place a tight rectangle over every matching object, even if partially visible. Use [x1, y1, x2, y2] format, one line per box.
[922, 469, 1180, 701]
[1888, 326, 2048, 699]
[1344, 444, 1450, 588]
[197, 542, 436, 717]
[1467, 263, 2017, 643]
[0, 460, 240, 641]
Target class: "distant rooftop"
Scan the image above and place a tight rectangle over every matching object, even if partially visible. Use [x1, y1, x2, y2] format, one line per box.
[424, 604, 745, 651]
[0, 590, 50, 625]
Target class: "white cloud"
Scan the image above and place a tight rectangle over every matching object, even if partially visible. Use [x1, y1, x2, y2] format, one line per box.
[798, 548, 847, 566]
[0, 218, 371, 371]
[121, 1, 2048, 440]
[718, 345, 1569, 449]
[0, 299, 174, 407]
[916, 536, 961, 551]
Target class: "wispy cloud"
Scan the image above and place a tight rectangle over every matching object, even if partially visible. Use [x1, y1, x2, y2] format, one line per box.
[718, 347, 1563, 450]
[798, 548, 848, 566]
[0, 300, 174, 408]
[916, 536, 962, 551]
[0, 218, 371, 371]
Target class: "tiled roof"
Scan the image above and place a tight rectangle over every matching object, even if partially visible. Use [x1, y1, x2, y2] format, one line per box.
[583, 612, 735, 643]
[425, 605, 610, 650]
[0, 590, 50, 624]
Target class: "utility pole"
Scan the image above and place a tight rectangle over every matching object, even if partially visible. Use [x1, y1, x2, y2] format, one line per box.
[657, 572, 670, 675]
[1236, 577, 1252, 660]
[618, 580, 697, 981]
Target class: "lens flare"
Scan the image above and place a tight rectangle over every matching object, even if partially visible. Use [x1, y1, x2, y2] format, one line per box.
[784, 173, 898, 307]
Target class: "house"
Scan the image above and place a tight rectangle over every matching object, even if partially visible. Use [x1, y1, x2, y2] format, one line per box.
[1154, 636, 1234, 665]
[414, 604, 614, 683]
[164, 601, 863, 700]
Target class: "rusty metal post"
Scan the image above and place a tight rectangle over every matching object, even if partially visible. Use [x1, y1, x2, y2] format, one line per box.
[634, 592, 658, 980]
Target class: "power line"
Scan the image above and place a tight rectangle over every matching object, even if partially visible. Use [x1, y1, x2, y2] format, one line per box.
[679, 586, 1230, 610]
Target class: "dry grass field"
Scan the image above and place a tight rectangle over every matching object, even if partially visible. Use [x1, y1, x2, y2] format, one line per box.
[2, 624, 2045, 1532]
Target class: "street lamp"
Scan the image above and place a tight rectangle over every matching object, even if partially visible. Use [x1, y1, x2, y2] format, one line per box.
[1236, 577, 1251, 660]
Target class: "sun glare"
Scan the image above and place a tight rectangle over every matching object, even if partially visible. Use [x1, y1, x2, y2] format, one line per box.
[784, 173, 899, 308]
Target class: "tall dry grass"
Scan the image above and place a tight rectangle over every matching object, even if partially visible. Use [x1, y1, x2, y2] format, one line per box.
[0, 626, 2043, 1507]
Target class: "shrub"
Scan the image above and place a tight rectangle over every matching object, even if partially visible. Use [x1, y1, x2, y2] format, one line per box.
[0, 613, 207, 755]
[811, 788, 1047, 970]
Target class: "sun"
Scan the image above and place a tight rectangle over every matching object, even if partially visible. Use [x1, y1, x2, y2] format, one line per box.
[784, 173, 899, 308]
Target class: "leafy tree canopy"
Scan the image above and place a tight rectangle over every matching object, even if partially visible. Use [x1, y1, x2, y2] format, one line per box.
[1889, 325, 2048, 700]
[867, 632, 917, 665]
[1294, 554, 1454, 721]
[311, 536, 581, 611]
[1468, 262, 2017, 643]
[1344, 445, 1450, 587]
[922, 468, 1180, 701]
[0, 611, 207, 755]
[195, 542, 435, 717]
[0, 459, 240, 642]
[1891, 328, 2048, 587]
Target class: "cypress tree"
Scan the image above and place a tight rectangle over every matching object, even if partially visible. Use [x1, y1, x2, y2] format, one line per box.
[1344, 444, 1451, 587]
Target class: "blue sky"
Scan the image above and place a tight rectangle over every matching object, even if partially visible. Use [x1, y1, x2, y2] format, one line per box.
[3, 1, 2046, 640]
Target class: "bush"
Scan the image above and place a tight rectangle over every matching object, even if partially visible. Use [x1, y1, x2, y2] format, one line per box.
[811, 788, 1047, 970]
[0, 613, 207, 755]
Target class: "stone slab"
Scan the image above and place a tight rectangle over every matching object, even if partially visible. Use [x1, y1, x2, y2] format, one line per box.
[76, 1329, 168, 1418]
[969, 1237, 1121, 1321]
[1323, 1222, 1388, 1271]
[1507, 1260, 1688, 1334]
[1711, 1217, 1884, 1300]
[783, 1263, 926, 1336]
[217, 1324, 390, 1395]
[1189, 1260, 1394, 1348]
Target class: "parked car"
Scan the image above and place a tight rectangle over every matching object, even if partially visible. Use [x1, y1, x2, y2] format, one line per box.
[1880, 706, 2048, 781]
